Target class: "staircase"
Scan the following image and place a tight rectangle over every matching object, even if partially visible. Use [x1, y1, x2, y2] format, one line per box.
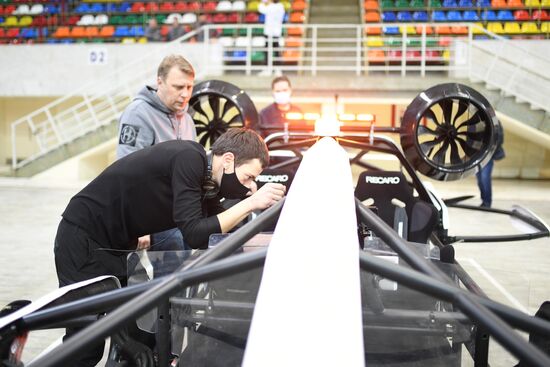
[303, 0, 362, 71]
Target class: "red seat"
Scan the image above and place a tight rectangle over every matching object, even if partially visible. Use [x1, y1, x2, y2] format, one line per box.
[212, 13, 228, 23]
[6, 28, 20, 38]
[131, 2, 145, 13]
[188, 1, 201, 11]
[160, 2, 174, 12]
[514, 10, 530, 20]
[226, 12, 239, 23]
[161, 25, 170, 37]
[32, 15, 47, 26]
[532, 10, 549, 20]
[144, 2, 159, 12]
[244, 12, 259, 23]
[0, 28, 4, 38]
[174, 2, 188, 11]
[3, 5, 16, 15]
[203, 1, 217, 11]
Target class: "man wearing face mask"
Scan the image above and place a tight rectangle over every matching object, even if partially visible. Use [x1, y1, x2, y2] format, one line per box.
[116, 54, 197, 252]
[257, 75, 303, 138]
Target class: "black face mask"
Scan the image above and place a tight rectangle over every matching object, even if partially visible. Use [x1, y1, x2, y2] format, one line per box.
[219, 165, 250, 200]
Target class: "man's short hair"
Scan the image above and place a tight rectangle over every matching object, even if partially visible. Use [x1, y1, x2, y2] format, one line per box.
[271, 75, 291, 89]
[211, 128, 269, 168]
[158, 55, 195, 80]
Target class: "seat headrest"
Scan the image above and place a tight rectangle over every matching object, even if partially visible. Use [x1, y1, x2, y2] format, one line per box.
[355, 171, 412, 203]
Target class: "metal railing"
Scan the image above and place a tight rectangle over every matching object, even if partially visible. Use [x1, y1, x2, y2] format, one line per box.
[10, 22, 550, 170]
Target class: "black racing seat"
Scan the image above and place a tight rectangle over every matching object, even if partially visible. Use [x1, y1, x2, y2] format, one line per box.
[355, 171, 438, 244]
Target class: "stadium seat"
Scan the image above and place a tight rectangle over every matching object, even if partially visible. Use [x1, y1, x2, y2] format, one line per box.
[6, 28, 20, 38]
[226, 12, 239, 23]
[0, 28, 4, 38]
[366, 36, 384, 47]
[165, 13, 183, 24]
[400, 25, 416, 34]
[503, 22, 520, 33]
[385, 37, 402, 46]
[282, 49, 300, 63]
[541, 22, 549, 32]
[524, 0, 540, 5]
[212, 13, 228, 23]
[118, 2, 131, 12]
[487, 22, 505, 33]
[187, 1, 201, 11]
[77, 14, 95, 26]
[497, 10, 514, 21]
[491, 0, 507, 7]
[383, 26, 400, 34]
[287, 27, 303, 36]
[160, 2, 174, 12]
[292, 0, 307, 11]
[438, 36, 452, 46]
[3, 16, 17, 27]
[29, 4, 43, 15]
[216, 1, 232, 11]
[386, 50, 402, 61]
[410, 0, 425, 9]
[463, 10, 480, 21]
[472, 22, 485, 33]
[174, 2, 188, 12]
[233, 1, 246, 11]
[365, 26, 382, 35]
[458, 0, 474, 6]
[367, 50, 385, 63]
[507, 0, 524, 7]
[476, 0, 491, 5]
[129, 26, 144, 37]
[406, 38, 421, 46]
[20, 27, 37, 38]
[365, 11, 381, 22]
[532, 10, 549, 21]
[130, 2, 145, 13]
[2, 5, 16, 15]
[244, 12, 259, 23]
[32, 15, 47, 26]
[514, 10, 530, 20]
[13, 4, 30, 15]
[99, 25, 114, 37]
[382, 11, 396, 22]
[395, 0, 410, 7]
[160, 25, 170, 38]
[432, 11, 446, 21]
[521, 22, 539, 33]
[114, 26, 130, 37]
[70, 26, 86, 38]
[90, 3, 105, 13]
[251, 36, 265, 47]
[85, 26, 99, 37]
[181, 13, 197, 24]
[447, 10, 463, 21]
[481, 10, 497, 21]
[442, 0, 458, 6]
[94, 14, 108, 25]
[397, 11, 412, 21]
[53, 26, 70, 38]
[247, 1, 260, 11]
[412, 11, 428, 21]
[144, 2, 159, 12]
[416, 25, 434, 34]
[364, 0, 378, 10]
[380, 0, 394, 9]
[289, 12, 304, 22]
[436, 25, 452, 34]
[451, 25, 468, 34]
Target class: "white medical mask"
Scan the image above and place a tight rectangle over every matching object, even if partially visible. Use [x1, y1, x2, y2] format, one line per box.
[273, 91, 291, 105]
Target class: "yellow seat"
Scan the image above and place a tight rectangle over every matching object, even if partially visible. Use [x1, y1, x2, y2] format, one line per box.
[366, 36, 384, 47]
[487, 22, 505, 34]
[541, 0, 550, 5]
[472, 22, 485, 34]
[539, 22, 549, 32]
[504, 22, 521, 34]
[442, 49, 450, 61]
[521, 22, 539, 34]
[18, 15, 33, 27]
[121, 37, 136, 43]
[137, 37, 147, 43]
[524, 0, 540, 5]
[3, 16, 18, 27]
[399, 26, 416, 35]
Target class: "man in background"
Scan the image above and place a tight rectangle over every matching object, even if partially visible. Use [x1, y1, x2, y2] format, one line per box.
[258, 0, 285, 74]
[116, 54, 196, 250]
[256, 75, 302, 138]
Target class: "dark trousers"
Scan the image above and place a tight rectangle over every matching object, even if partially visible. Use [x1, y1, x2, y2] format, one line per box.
[54, 219, 128, 366]
[476, 159, 494, 207]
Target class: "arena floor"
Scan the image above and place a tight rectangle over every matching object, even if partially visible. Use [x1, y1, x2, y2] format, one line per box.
[0, 175, 549, 366]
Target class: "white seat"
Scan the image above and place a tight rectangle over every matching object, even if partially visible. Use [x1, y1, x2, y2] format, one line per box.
[30, 4, 44, 15]
[252, 36, 266, 47]
[235, 36, 250, 47]
[218, 36, 235, 47]
[164, 13, 183, 24]
[13, 4, 30, 15]
[94, 14, 108, 25]
[181, 13, 197, 24]
[216, 0, 232, 11]
[77, 14, 95, 26]
[232, 0, 246, 11]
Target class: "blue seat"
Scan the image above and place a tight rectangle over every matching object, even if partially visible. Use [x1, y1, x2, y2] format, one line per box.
[105, 3, 118, 12]
[447, 10, 463, 21]
[90, 3, 105, 12]
[283, 13, 288, 23]
[413, 11, 428, 21]
[118, 2, 131, 12]
[20, 28, 37, 38]
[75, 3, 91, 13]
[60, 39, 74, 44]
[258, 14, 265, 23]
[481, 10, 497, 21]
[476, 0, 490, 6]
[129, 26, 144, 37]
[432, 11, 447, 21]
[458, 0, 474, 6]
[497, 10, 514, 21]
[463, 10, 479, 21]
[382, 11, 397, 22]
[383, 26, 400, 35]
[233, 50, 247, 61]
[442, 0, 458, 6]
[114, 26, 130, 37]
[44, 4, 59, 14]
[46, 38, 58, 44]
[0, 17, 4, 24]
[397, 11, 412, 21]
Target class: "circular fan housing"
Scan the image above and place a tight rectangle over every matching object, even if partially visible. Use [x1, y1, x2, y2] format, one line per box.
[189, 80, 259, 147]
[400, 83, 502, 181]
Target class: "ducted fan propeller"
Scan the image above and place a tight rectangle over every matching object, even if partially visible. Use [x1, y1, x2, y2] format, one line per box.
[189, 80, 259, 147]
[400, 83, 502, 181]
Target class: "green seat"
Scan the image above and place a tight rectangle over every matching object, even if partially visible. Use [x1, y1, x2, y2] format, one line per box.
[407, 38, 421, 47]
[252, 27, 264, 36]
[395, 0, 409, 7]
[251, 51, 265, 62]
[429, 0, 442, 7]
[426, 39, 437, 47]
[222, 28, 236, 36]
[409, 0, 425, 8]
[155, 15, 166, 24]
[110, 15, 124, 25]
[124, 15, 139, 25]
[385, 37, 402, 46]
[380, 0, 395, 8]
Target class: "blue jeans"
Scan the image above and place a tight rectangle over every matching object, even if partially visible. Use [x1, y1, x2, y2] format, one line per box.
[150, 228, 190, 251]
[476, 159, 494, 207]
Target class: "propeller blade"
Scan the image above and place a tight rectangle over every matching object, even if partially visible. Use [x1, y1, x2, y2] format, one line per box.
[452, 100, 469, 126]
[457, 130, 486, 141]
[417, 125, 439, 136]
[424, 107, 443, 127]
[199, 132, 211, 146]
[209, 95, 220, 120]
[455, 136, 478, 157]
[199, 95, 214, 121]
[195, 125, 210, 134]
[449, 139, 461, 165]
[439, 98, 454, 125]
[222, 106, 240, 123]
[432, 139, 450, 164]
[456, 110, 482, 129]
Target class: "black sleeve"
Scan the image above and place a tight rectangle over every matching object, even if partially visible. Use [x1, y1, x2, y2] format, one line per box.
[170, 148, 221, 249]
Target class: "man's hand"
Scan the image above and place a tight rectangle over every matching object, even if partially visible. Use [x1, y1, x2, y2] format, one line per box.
[249, 183, 286, 210]
[137, 235, 151, 250]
